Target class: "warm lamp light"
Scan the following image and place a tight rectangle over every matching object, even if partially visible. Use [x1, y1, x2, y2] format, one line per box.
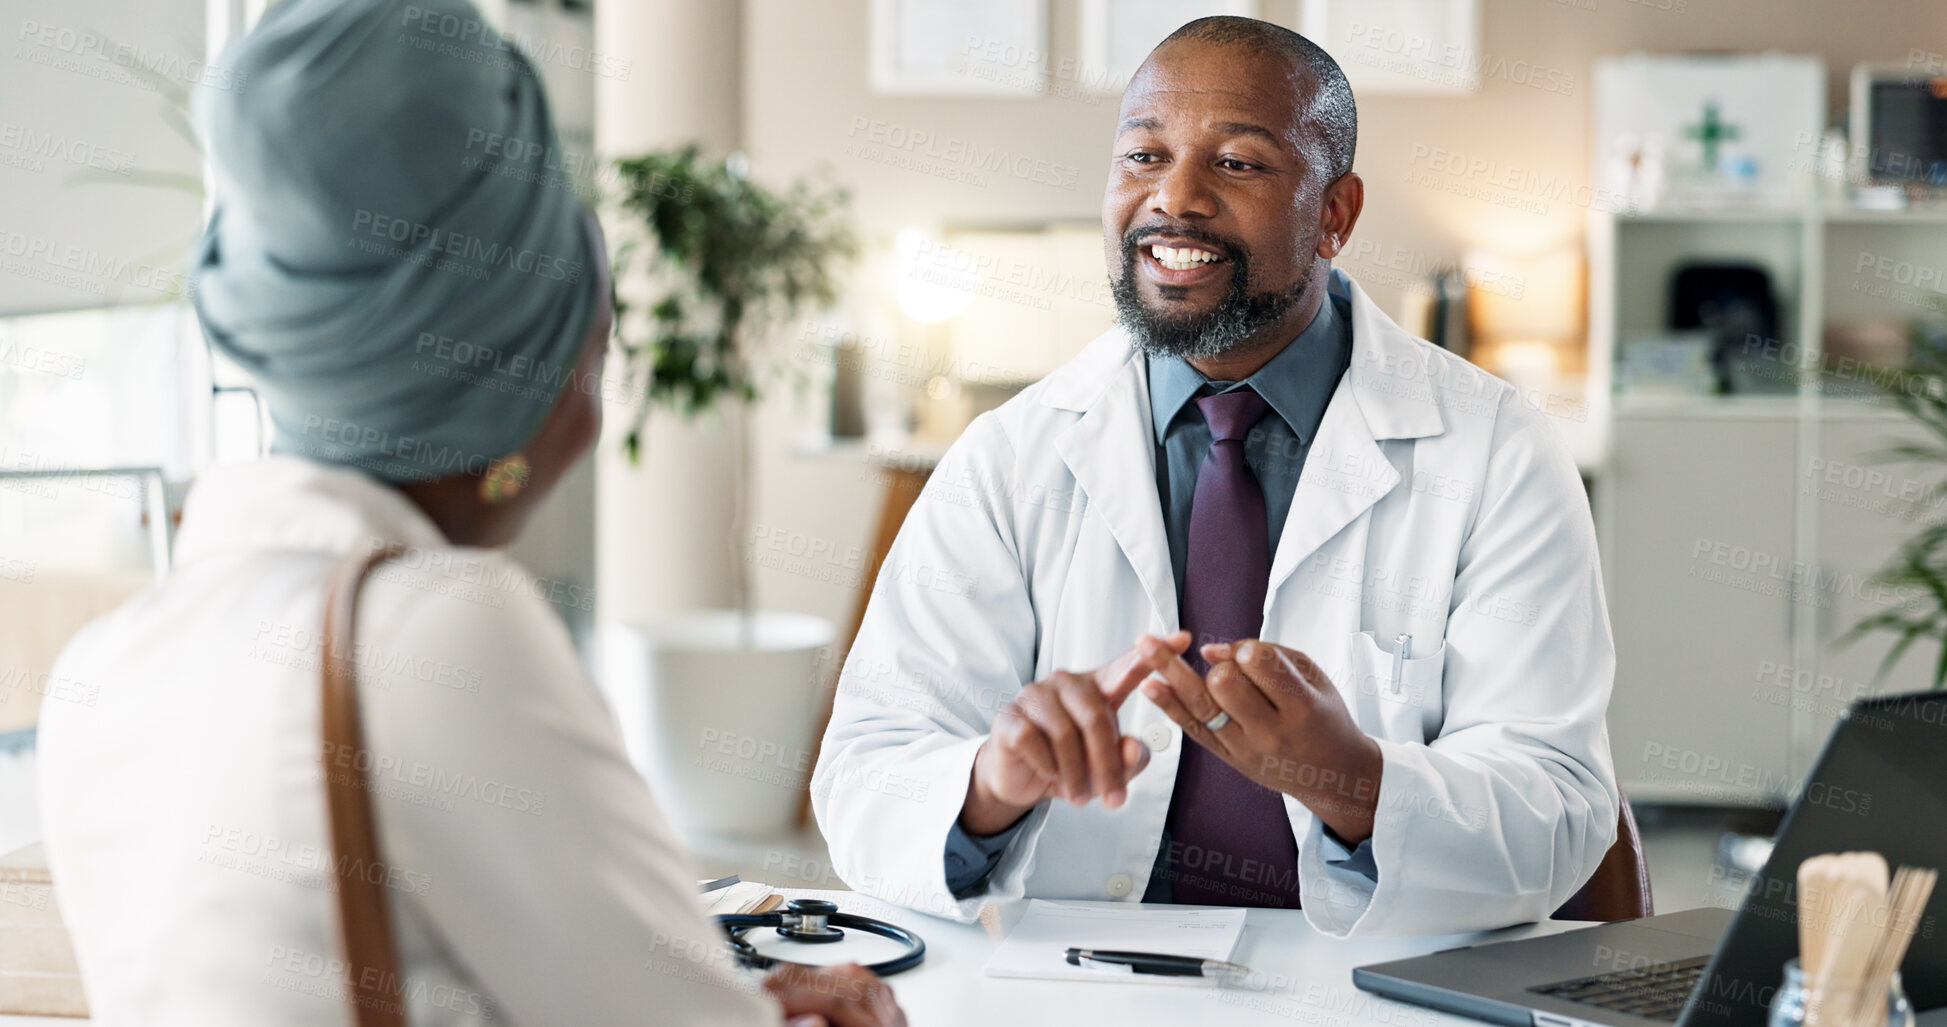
[1487, 339, 1566, 380]
[1464, 245, 1586, 385]
[945, 223, 1115, 387]
[892, 227, 974, 324]
[1465, 245, 1585, 347]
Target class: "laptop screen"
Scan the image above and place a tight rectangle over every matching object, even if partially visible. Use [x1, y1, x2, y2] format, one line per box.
[1688, 692, 1947, 1026]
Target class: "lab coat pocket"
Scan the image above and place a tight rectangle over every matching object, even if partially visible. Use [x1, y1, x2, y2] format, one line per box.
[1340, 631, 1445, 744]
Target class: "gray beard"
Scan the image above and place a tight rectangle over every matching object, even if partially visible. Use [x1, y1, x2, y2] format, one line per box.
[1111, 244, 1311, 361]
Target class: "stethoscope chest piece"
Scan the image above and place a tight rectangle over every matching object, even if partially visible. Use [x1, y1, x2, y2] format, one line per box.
[774, 899, 844, 943]
[716, 897, 926, 976]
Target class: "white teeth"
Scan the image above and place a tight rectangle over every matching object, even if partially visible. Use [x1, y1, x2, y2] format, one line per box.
[1149, 244, 1221, 271]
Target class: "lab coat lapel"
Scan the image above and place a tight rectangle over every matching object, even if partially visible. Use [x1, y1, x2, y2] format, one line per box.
[1268, 275, 1445, 594]
[1270, 381, 1393, 594]
[1048, 331, 1178, 634]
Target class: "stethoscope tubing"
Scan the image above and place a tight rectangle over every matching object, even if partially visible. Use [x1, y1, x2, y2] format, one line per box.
[715, 911, 927, 977]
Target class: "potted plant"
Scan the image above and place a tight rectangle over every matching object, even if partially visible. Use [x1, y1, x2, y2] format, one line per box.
[599, 145, 854, 841]
[1844, 322, 1947, 688]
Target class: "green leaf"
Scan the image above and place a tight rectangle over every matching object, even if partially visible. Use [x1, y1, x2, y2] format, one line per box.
[602, 144, 854, 446]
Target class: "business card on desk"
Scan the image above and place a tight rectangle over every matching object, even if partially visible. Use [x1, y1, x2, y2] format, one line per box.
[982, 900, 1246, 985]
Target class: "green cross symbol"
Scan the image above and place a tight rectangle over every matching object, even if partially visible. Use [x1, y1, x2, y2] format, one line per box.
[1685, 100, 1742, 174]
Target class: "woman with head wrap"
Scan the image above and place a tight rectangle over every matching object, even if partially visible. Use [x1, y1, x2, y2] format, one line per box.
[34, 2, 903, 1025]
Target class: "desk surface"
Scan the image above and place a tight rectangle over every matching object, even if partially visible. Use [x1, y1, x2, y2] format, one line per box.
[743, 892, 1591, 1027]
[17, 893, 1947, 1025]
[0, 893, 1597, 1026]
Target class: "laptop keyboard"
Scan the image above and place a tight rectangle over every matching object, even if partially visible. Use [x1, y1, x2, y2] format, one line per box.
[1527, 957, 1709, 1023]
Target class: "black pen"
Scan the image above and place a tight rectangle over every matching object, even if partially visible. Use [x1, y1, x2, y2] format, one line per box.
[1064, 948, 1252, 978]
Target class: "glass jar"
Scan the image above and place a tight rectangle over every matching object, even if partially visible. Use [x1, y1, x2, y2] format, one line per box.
[1767, 958, 1914, 1027]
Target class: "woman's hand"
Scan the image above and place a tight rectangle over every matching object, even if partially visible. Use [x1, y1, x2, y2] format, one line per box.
[763, 961, 906, 1027]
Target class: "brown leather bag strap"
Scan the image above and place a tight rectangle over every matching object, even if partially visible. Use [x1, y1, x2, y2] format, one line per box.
[322, 547, 408, 1027]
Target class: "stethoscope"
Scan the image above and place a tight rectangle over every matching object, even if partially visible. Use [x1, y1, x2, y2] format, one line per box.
[717, 898, 927, 977]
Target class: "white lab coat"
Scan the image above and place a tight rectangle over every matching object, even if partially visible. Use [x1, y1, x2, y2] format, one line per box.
[812, 271, 1619, 938]
[36, 457, 775, 1026]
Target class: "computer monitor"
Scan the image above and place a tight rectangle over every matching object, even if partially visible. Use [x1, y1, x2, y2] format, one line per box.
[1850, 63, 1947, 188]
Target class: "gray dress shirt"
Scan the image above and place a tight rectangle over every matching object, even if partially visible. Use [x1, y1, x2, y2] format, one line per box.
[944, 292, 1375, 899]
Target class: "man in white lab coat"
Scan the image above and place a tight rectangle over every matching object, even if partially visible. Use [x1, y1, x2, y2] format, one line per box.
[811, 16, 1618, 937]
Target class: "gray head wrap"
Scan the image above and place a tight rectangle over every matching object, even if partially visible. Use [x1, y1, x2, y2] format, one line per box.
[192, 0, 600, 483]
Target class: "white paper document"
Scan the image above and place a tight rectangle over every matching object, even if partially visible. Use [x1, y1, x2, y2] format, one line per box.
[982, 900, 1248, 986]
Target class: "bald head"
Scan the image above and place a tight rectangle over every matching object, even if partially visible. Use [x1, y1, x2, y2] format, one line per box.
[1145, 16, 1357, 181]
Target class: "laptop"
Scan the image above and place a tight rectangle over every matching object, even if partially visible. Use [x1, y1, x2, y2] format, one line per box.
[1355, 691, 1947, 1027]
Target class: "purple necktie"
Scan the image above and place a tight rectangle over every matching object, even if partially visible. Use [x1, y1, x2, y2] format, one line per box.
[1160, 389, 1304, 908]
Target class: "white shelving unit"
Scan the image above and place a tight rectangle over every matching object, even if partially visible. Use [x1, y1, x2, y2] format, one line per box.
[1589, 201, 1947, 807]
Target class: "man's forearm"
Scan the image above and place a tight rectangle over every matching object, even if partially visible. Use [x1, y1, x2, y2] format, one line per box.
[960, 793, 1034, 836]
[959, 741, 1037, 836]
[1273, 736, 1383, 846]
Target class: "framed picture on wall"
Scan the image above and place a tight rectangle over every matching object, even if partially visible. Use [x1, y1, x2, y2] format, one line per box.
[1077, 0, 1257, 93]
[1298, 0, 1482, 95]
[869, 0, 1049, 97]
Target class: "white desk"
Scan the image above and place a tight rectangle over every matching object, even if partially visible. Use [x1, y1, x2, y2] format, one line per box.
[0, 892, 1589, 1026]
[741, 892, 1592, 1027]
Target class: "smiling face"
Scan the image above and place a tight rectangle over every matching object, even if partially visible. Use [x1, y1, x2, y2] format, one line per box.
[1104, 39, 1361, 365]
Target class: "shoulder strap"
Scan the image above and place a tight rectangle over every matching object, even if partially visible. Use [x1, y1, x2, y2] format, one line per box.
[321, 547, 408, 1027]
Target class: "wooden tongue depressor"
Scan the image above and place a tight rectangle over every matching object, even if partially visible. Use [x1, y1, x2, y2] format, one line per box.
[1801, 855, 1840, 979]
[1845, 866, 1939, 1027]
[1800, 853, 1887, 983]
[1884, 867, 1939, 975]
[1805, 853, 1888, 1027]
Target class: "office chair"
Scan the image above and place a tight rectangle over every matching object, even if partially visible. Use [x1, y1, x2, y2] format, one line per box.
[1552, 794, 1653, 922]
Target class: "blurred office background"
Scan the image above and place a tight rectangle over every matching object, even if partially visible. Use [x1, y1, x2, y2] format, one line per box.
[4, 0, 1947, 923]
